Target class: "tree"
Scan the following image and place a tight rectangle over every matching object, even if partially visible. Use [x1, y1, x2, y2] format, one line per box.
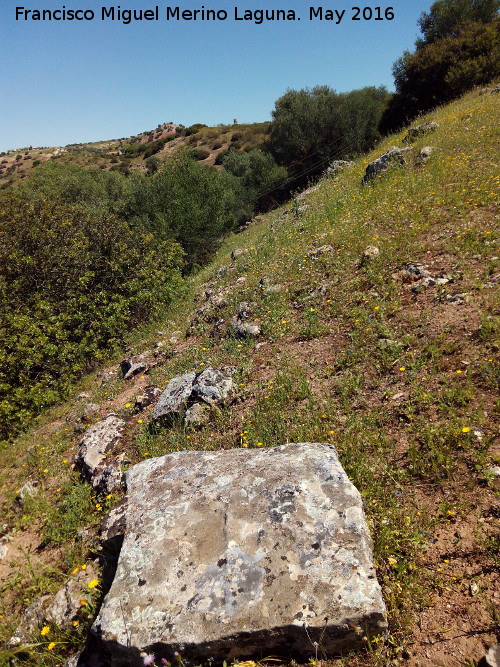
[417, 0, 499, 47]
[268, 86, 389, 186]
[380, 20, 500, 132]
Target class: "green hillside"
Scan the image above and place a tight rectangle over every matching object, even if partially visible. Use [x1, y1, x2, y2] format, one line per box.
[0, 87, 499, 667]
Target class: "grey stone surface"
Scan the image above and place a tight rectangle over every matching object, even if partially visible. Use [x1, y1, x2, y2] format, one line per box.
[15, 479, 39, 506]
[93, 443, 386, 665]
[121, 359, 148, 381]
[362, 146, 413, 184]
[184, 402, 210, 427]
[100, 500, 127, 544]
[75, 415, 126, 482]
[232, 321, 262, 338]
[307, 244, 333, 257]
[192, 367, 234, 406]
[152, 372, 196, 423]
[9, 595, 51, 646]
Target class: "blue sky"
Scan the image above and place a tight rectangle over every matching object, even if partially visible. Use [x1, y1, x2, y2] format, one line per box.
[0, 1, 434, 151]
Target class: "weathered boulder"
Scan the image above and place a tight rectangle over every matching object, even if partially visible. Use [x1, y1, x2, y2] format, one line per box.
[417, 146, 434, 162]
[362, 146, 413, 184]
[184, 402, 210, 427]
[10, 565, 98, 646]
[231, 248, 247, 261]
[192, 367, 234, 406]
[120, 357, 148, 381]
[152, 372, 196, 423]
[232, 321, 262, 338]
[135, 386, 162, 411]
[75, 415, 126, 482]
[15, 479, 39, 506]
[92, 443, 387, 665]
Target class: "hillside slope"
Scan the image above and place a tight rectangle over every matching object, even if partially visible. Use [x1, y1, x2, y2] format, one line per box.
[0, 121, 269, 188]
[0, 87, 498, 667]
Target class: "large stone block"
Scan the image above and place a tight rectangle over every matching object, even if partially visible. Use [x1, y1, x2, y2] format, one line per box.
[93, 443, 386, 665]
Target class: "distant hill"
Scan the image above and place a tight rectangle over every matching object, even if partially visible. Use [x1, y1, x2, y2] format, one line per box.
[0, 120, 270, 188]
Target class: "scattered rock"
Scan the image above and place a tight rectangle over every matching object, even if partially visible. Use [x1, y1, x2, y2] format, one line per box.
[46, 564, 99, 628]
[0, 534, 11, 559]
[77, 392, 90, 400]
[294, 204, 310, 217]
[9, 596, 52, 646]
[92, 443, 387, 664]
[325, 160, 353, 176]
[120, 356, 148, 381]
[233, 321, 262, 338]
[485, 644, 500, 667]
[307, 244, 333, 258]
[75, 415, 126, 483]
[184, 402, 210, 427]
[192, 367, 235, 406]
[135, 386, 162, 410]
[445, 293, 467, 305]
[15, 480, 39, 506]
[362, 146, 413, 184]
[486, 466, 500, 479]
[358, 245, 380, 267]
[262, 284, 283, 295]
[152, 372, 197, 424]
[231, 248, 247, 261]
[403, 122, 438, 143]
[417, 146, 434, 162]
[237, 302, 256, 320]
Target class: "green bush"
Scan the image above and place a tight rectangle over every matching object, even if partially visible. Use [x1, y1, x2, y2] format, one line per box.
[381, 20, 500, 131]
[0, 195, 184, 441]
[188, 148, 211, 161]
[268, 85, 390, 186]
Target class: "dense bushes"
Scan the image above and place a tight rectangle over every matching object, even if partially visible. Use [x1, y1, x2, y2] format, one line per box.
[380, 0, 499, 133]
[0, 195, 184, 441]
[268, 86, 390, 187]
[126, 153, 239, 269]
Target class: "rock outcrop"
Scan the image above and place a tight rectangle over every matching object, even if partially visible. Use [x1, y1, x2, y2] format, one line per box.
[362, 146, 413, 184]
[92, 443, 386, 665]
[75, 415, 126, 492]
[152, 368, 235, 426]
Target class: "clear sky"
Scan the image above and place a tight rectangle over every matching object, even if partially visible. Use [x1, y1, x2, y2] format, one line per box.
[0, 1, 434, 151]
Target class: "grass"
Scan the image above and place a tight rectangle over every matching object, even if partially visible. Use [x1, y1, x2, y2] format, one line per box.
[0, 87, 499, 666]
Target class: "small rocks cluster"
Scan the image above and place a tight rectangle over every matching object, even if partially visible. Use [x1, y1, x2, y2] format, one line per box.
[152, 366, 236, 427]
[232, 301, 261, 338]
[393, 262, 451, 293]
[325, 159, 353, 177]
[9, 563, 99, 647]
[362, 146, 413, 184]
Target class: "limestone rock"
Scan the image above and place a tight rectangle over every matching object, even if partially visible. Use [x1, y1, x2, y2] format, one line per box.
[135, 386, 162, 411]
[15, 479, 39, 506]
[232, 321, 262, 338]
[308, 244, 333, 258]
[362, 146, 413, 184]
[417, 146, 434, 162]
[46, 564, 99, 628]
[100, 500, 127, 545]
[92, 443, 387, 664]
[485, 644, 500, 667]
[75, 415, 126, 482]
[184, 402, 210, 427]
[121, 356, 148, 381]
[152, 372, 196, 423]
[404, 122, 438, 143]
[9, 595, 52, 646]
[192, 367, 234, 406]
[325, 160, 353, 176]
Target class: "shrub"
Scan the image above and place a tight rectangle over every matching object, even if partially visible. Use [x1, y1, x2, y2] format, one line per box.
[188, 148, 210, 161]
[0, 194, 184, 441]
[381, 20, 500, 131]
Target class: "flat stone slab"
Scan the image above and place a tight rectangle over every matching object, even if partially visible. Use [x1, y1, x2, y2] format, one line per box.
[93, 443, 386, 665]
